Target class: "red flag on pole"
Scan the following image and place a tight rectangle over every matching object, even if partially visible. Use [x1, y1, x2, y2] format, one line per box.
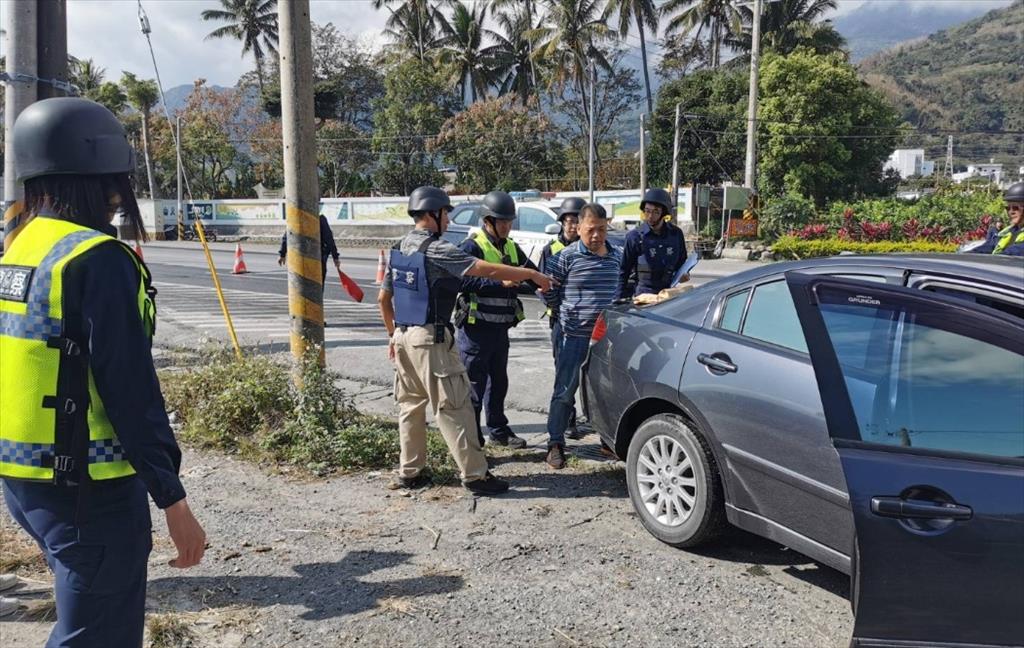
[337, 268, 364, 303]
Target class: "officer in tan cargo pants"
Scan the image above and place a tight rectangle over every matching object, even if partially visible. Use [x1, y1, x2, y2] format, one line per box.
[377, 186, 554, 495]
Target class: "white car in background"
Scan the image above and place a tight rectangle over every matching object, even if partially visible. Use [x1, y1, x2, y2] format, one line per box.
[443, 200, 563, 266]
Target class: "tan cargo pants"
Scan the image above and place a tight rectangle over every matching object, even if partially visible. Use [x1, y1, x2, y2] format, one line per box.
[392, 325, 489, 483]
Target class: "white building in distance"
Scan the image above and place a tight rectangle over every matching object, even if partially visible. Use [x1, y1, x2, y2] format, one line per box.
[885, 149, 933, 178]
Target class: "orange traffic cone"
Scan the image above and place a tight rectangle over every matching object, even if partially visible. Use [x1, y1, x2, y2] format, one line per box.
[375, 249, 387, 284]
[232, 243, 248, 274]
[133, 241, 144, 260]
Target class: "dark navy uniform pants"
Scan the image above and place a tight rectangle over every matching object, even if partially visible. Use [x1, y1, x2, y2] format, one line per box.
[3, 476, 153, 648]
[456, 323, 512, 445]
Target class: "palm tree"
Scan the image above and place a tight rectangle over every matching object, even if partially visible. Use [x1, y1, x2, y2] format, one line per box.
[374, 0, 450, 63]
[604, 0, 659, 117]
[436, 2, 495, 104]
[530, 0, 612, 123]
[490, 6, 546, 106]
[201, 0, 279, 94]
[121, 73, 160, 200]
[68, 57, 105, 95]
[661, 0, 743, 69]
[729, 0, 844, 56]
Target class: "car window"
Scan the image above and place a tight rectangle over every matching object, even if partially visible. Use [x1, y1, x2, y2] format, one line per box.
[517, 207, 553, 233]
[451, 206, 478, 226]
[921, 285, 1024, 320]
[820, 299, 1024, 459]
[741, 280, 808, 353]
[718, 289, 749, 332]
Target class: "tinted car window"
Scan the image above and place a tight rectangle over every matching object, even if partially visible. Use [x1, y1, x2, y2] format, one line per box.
[741, 280, 808, 353]
[517, 207, 553, 233]
[922, 285, 1024, 320]
[451, 206, 478, 226]
[719, 289, 749, 332]
[821, 301, 1024, 458]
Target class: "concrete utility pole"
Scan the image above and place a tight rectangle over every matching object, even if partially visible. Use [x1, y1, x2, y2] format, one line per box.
[588, 57, 596, 203]
[639, 113, 647, 200]
[3, 0, 38, 248]
[278, 0, 324, 368]
[34, 0, 67, 101]
[743, 0, 762, 191]
[671, 104, 682, 217]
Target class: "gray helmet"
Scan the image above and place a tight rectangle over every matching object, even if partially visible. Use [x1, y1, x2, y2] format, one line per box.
[558, 197, 586, 221]
[640, 188, 673, 216]
[13, 97, 135, 182]
[1005, 182, 1024, 203]
[407, 186, 452, 216]
[482, 190, 516, 220]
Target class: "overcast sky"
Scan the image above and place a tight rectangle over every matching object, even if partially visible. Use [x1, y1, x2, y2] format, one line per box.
[0, 0, 1014, 90]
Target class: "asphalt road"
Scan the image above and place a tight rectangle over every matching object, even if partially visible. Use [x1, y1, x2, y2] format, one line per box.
[148, 241, 762, 415]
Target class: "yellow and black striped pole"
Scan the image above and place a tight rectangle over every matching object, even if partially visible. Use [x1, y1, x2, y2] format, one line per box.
[278, 0, 324, 370]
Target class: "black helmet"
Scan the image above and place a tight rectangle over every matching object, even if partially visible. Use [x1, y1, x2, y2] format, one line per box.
[408, 186, 452, 216]
[482, 190, 517, 220]
[13, 97, 135, 182]
[558, 196, 586, 221]
[639, 188, 673, 216]
[1005, 182, 1024, 203]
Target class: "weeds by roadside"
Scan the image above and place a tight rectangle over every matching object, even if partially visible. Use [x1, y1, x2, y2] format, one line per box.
[160, 347, 457, 482]
[146, 613, 198, 648]
[0, 524, 47, 574]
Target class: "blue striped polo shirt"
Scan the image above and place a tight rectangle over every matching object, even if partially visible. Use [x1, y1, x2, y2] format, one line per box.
[543, 239, 622, 338]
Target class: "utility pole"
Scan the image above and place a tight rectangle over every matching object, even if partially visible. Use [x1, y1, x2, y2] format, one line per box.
[944, 135, 954, 178]
[278, 0, 324, 368]
[743, 0, 762, 191]
[671, 104, 682, 217]
[176, 115, 184, 240]
[588, 57, 596, 203]
[3, 0, 38, 249]
[35, 0, 67, 101]
[639, 113, 647, 200]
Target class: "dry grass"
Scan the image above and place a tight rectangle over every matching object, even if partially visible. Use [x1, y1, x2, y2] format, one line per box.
[146, 613, 198, 648]
[0, 524, 47, 574]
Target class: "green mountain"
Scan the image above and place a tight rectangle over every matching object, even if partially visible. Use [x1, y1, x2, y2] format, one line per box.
[859, 1, 1023, 168]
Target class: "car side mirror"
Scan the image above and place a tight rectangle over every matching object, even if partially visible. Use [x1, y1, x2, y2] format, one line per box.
[544, 223, 561, 235]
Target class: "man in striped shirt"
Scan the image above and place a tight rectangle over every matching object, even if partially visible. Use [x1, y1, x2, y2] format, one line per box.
[542, 203, 622, 469]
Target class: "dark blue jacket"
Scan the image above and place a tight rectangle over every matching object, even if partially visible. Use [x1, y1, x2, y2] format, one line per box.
[618, 221, 688, 298]
[63, 227, 186, 509]
[458, 232, 538, 296]
[973, 225, 1024, 257]
[278, 215, 340, 262]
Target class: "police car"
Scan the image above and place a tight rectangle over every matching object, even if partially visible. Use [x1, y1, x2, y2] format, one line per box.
[443, 200, 563, 266]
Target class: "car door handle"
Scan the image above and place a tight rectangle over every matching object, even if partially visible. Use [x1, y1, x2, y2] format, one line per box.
[871, 496, 973, 521]
[697, 353, 737, 374]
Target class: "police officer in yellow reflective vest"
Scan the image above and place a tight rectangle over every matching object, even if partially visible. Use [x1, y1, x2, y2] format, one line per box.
[454, 191, 540, 449]
[975, 182, 1024, 257]
[538, 196, 584, 439]
[0, 98, 206, 647]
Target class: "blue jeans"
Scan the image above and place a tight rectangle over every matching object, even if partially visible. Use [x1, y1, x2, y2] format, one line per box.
[546, 334, 591, 447]
[3, 477, 153, 648]
[549, 321, 577, 428]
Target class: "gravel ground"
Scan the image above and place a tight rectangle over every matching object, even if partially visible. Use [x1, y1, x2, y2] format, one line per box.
[2, 424, 853, 648]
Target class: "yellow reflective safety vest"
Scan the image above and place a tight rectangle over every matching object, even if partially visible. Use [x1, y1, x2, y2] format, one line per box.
[464, 231, 524, 326]
[543, 238, 567, 321]
[993, 226, 1024, 254]
[0, 217, 155, 482]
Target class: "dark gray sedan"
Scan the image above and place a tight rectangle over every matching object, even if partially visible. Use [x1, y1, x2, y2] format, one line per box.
[582, 254, 1024, 579]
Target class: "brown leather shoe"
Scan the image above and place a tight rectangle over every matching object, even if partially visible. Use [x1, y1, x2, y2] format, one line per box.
[546, 444, 566, 470]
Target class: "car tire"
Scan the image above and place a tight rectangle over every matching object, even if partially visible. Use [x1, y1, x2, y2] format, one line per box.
[626, 414, 726, 548]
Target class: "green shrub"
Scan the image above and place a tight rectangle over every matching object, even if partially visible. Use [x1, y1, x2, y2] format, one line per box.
[760, 192, 817, 241]
[161, 348, 458, 482]
[772, 236, 957, 259]
[824, 191, 1004, 237]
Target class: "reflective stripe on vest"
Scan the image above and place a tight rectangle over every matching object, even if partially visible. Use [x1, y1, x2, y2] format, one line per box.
[993, 226, 1024, 254]
[465, 232, 524, 325]
[0, 217, 147, 482]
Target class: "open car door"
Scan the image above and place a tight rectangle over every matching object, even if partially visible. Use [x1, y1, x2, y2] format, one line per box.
[785, 272, 1024, 648]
